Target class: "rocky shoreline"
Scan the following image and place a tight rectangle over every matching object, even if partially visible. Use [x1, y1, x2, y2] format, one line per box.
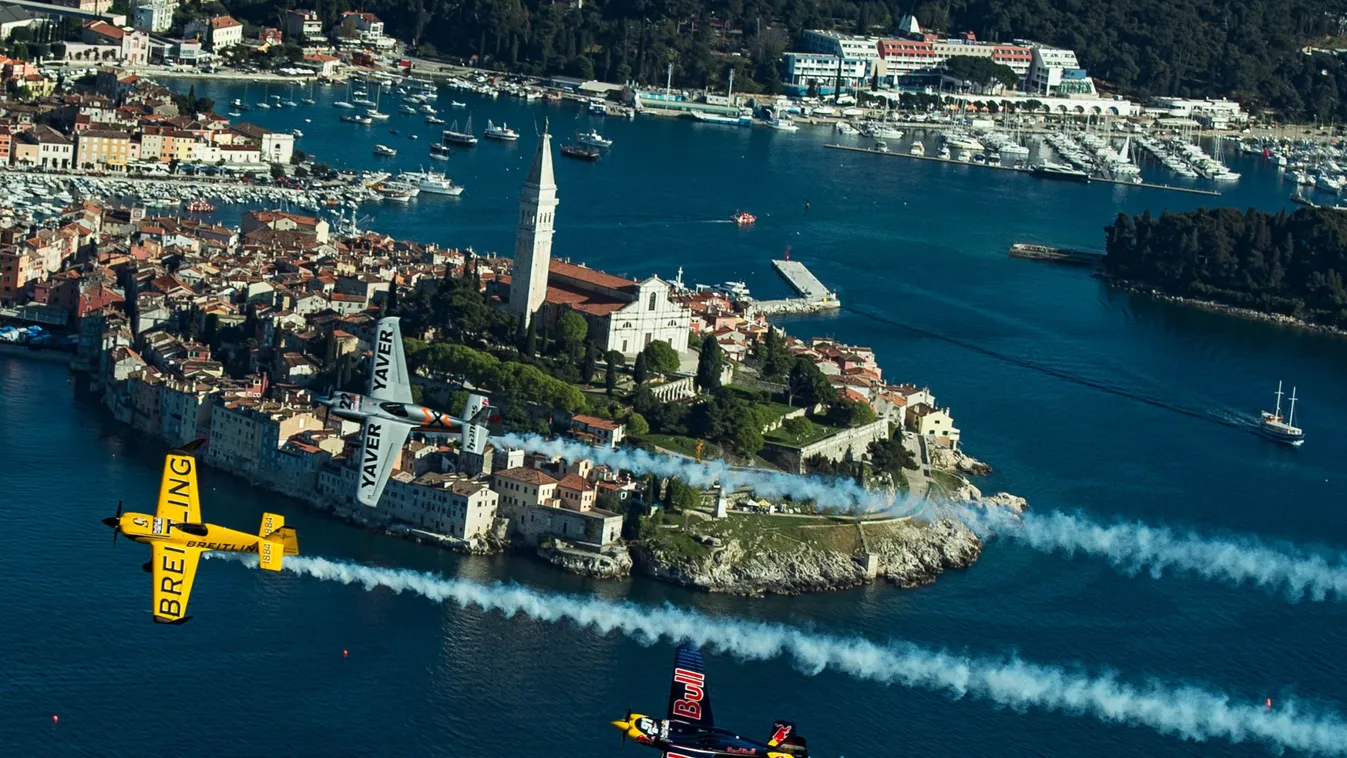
[632, 517, 983, 596]
[1103, 276, 1347, 339]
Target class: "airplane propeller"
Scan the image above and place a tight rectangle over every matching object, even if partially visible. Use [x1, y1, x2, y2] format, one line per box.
[621, 707, 632, 748]
[102, 499, 123, 545]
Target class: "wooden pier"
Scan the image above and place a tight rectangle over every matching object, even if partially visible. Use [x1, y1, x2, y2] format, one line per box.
[823, 144, 1222, 197]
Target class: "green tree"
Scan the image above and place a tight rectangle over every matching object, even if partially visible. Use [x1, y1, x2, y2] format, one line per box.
[558, 310, 587, 354]
[581, 342, 598, 384]
[640, 340, 680, 376]
[633, 352, 649, 384]
[780, 416, 815, 444]
[787, 357, 836, 407]
[828, 398, 877, 427]
[626, 411, 649, 435]
[695, 335, 724, 392]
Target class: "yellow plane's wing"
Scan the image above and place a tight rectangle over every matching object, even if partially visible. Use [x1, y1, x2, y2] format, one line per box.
[156, 450, 200, 523]
[151, 542, 201, 624]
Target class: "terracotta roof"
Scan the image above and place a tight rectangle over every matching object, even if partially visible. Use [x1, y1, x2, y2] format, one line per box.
[210, 15, 242, 29]
[494, 466, 557, 485]
[557, 473, 593, 492]
[548, 259, 635, 290]
[571, 414, 622, 431]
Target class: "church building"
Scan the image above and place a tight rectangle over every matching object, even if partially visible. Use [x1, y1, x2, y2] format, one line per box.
[500, 126, 691, 358]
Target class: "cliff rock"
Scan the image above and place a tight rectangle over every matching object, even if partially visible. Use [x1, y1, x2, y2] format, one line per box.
[539, 541, 633, 579]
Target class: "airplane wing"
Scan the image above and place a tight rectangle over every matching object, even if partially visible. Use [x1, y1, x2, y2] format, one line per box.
[667, 645, 715, 728]
[151, 542, 201, 624]
[156, 449, 201, 523]
[369, 316, 413, 404]
[355, 416, 413, 507]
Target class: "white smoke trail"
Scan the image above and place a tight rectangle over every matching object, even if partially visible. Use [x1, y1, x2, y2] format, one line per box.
[500, 432, 1347, 603]
[212, 553, 1347, 755]
[958, 507, 1347, 603]
[493, 433, 915, 514]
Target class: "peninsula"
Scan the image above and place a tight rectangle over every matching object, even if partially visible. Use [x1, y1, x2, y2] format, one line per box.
[0, 66, 1024, 596]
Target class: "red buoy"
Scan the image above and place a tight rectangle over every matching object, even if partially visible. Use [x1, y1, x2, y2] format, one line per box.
[1266, 698, 1273, 710]
[342, 649, 348, 658]
[52, 715, 58, 724]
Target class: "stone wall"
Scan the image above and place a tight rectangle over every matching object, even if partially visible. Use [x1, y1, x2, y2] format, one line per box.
[767, 418, 890, 474]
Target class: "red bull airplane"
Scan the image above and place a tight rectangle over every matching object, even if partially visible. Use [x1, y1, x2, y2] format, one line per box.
[611, 645, 809, 758]
[317, 316, 494, 507]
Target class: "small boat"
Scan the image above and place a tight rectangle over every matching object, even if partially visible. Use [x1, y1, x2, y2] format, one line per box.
[420, 104, 437, 114]
[483, 120, 519, 141]
[354, 98, 376, 107]
[561, 144, 600, 161]
[389, 128, 400, 135]
[425, 115, 445, 125]
[227, 110, 242, 117]
[874, 140, 889, 153]
[373, 144, 398, 157]
[411, 170, 463, 196]
[450, 101, 466, 108]
[576, 129, 612, 149]
[255, 101, 272, 110]
[1259, 381, 1305, 446]
[184, 199, 215, 213]
[909, 141, 926, 156]
[429, 144, 450, 160]
[443, 116, 477, 146]
[409, 134, 419, 140]
[334, 100, 355, 109]
[341, 114, 373, 125]
[768, 116, 799, 132]
[399, 104, 417, 114]
[292, 129, 304, 138]
[732, 210, 756, 227]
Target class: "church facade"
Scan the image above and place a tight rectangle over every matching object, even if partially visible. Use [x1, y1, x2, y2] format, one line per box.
[502, 128, 691, 358]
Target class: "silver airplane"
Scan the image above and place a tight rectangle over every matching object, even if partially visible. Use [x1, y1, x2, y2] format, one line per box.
[318, 316, 493, 507]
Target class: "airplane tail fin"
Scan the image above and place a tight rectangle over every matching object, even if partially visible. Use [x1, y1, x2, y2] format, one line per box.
[767, 721, 808, 756]
[461, 394, 492, 455]
[258, 513, 298, 568]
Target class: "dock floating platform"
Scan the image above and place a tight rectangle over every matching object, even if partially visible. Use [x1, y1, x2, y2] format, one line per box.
[822, 144, 1222, 197]
[749, 259, 841, 316]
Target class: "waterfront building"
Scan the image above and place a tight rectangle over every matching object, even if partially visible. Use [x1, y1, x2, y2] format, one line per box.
[493, 466, 558, 521]
[130, 0, 175, 34]
[801, 30, 881, 65]
[1148, 97, 1246, 129]
[0, 248, 36, 305]
[1027, 46, 1097, 97]
[206, 398, 320, 478]
[302, 53, 341, 78]
[75, 129, 132, 172]
[780, 53, 870, 91]
[284, 9, 323, 42]
[158, 379, 217, 447]
[230, 122, 294, 165]
[80, 22, 150, 65]
[241, 210, 329, 243]
[907, 402, 961, 447]
[507, 127, 558, 327]
[184, 15, 243, 51]
[22, 125, 72, 170]
[387, 473, 499, 540]
[556, 473, 595, 511]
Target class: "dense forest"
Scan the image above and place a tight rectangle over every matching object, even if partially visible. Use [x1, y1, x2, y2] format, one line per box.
[212, 0, 1347, 116]
[1104, 207, 1347, 327]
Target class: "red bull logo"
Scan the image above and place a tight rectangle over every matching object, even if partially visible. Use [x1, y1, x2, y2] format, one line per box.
[671, 667, 705, 721]
[770, 723, 793, 744]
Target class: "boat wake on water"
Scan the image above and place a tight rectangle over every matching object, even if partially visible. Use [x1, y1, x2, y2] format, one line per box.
[845, 305, 1248, 432]
[207, 553, 1347, 756]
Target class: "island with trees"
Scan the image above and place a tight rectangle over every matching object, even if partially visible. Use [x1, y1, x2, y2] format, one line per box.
[1103, 206, 1347, 330]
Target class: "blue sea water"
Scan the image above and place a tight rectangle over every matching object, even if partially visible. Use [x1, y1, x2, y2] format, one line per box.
[2, 79, 1346, 757]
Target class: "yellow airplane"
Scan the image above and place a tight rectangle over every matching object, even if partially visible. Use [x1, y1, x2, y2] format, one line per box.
[103, 443, 299, 624]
